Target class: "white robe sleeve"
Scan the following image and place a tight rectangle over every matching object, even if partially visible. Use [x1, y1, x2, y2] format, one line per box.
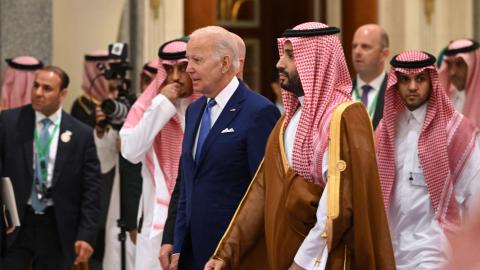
[94, 129, 119, 173]
[119, 94, 176, 164]
[294, 184, 329, 270]
[294, 150, 329, 270]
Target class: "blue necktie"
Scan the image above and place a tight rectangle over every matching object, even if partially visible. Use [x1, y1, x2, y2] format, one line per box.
[31, 118, 52, 213]
[361, 84, 373, 107]
[195, 99, 217, 163]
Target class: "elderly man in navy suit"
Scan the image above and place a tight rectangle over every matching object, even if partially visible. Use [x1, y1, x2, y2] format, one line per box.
[169, 26, 280, 270]
[0, 66, 101, 270]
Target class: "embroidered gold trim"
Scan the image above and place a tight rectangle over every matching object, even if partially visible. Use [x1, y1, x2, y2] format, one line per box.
[326, 101, 354, 250]
[278, 118, 289, 173]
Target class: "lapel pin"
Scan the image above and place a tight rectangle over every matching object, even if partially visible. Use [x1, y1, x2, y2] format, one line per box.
[61, 130, 72, 143]
[230, 108, 236, 112]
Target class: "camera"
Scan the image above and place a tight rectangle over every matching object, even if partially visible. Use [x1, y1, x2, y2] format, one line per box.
[96, 43, 135, 130]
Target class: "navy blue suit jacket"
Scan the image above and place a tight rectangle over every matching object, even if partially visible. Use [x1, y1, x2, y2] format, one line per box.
[173, 81, 280, 266]
[0, 105, 102, 263]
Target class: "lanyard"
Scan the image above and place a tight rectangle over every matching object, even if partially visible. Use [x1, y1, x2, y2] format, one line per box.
[353, 85, 380, 118]
[33, 120, 60, 182]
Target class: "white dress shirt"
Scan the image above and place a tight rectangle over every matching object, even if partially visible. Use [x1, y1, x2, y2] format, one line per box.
[389, 103, 480, 270]
[31, 107, 62, 206]
[192, 76, 239, 159]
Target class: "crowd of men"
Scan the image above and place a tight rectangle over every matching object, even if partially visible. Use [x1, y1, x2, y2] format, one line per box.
[0, 21, 479, 270]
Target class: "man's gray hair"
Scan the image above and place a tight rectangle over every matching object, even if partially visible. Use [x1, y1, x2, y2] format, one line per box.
[190, 26, 240, 72]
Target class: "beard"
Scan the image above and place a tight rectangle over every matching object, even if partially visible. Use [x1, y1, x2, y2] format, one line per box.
[279, 70, 304, 97]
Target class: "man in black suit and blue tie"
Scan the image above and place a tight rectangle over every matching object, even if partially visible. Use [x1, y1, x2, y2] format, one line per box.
[170, 26, 280, 270]
[351, 24, 390, 129]
[0, 66, 102, 270]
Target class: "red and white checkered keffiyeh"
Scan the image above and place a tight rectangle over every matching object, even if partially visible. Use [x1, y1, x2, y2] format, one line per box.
[439, 39, 480, 128]
[277, 22, 351, 184]
[142, 59, 158, 80]
[1, 56, 43, 109]
[376, 50, 479, 230]
[124, 40, 199, 194]
[81, 50, 111, 102]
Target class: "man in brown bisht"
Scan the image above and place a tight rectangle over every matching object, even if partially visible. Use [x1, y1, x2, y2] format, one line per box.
[205, 22, 395, 270]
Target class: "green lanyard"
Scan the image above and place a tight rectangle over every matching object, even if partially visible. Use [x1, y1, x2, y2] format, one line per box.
[33, 120, 60, 182]
[353, 85, 380, 118]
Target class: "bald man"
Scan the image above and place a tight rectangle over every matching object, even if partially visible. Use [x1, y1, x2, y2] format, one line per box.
[351, 24, 390, 129]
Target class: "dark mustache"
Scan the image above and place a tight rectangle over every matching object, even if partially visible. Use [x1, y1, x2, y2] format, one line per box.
[173, 79, 183, 86]
[277, 68, 288, 77]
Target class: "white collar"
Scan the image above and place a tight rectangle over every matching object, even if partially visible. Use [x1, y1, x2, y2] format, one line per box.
[208, 76, 239, 109]
[357, 72, 386, 91]
[35, 107, 63, 125]
[298, 96, 304, 106]
[402, 102, 428, 125]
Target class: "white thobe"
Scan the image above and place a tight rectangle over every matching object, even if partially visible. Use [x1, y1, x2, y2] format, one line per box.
[389, 103, 480, 270]
[120, 94, 189, 270]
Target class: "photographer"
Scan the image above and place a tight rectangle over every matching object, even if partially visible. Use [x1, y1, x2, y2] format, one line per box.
[71, 51, 111, 128]
[120, 38, 198, 270]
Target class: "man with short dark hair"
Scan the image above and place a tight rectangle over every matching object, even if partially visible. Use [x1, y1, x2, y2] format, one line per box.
[376, 51, 480, 269]
[0, 66, 102, 269]
[120, 38, 199, 270]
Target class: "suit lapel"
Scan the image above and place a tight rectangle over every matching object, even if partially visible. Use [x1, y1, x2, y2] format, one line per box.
[52, 111, 73, 186]
[21, 106, 35, 179]
[195, 83, 245, 169]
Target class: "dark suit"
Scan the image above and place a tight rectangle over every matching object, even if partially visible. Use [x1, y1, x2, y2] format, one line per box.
[352, 74, 387, 129]
[0, 105, 102, 269]
[173, 81, 280, 269]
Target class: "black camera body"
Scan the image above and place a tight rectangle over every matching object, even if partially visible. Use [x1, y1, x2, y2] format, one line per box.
[97, 43, 134, 130]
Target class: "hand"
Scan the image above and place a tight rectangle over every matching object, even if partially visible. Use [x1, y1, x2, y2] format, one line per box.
[6, 225, 16, 234]
[159, 83, 180, 103]
[95, 106, 107, 138]
[128, 229, 137, 244]
[74, 240, 94, 265]
[289, 262, 305, 270]
[159, 244, 173, 269]
[204, 258, 227, 270]
[169, 253, 180, 270]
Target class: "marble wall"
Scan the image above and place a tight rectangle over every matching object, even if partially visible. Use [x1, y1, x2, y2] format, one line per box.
[0, 0, 52, 81]
[379, 0, 473, 61]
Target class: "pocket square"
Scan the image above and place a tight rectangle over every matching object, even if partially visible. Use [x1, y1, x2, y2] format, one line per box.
[221, 128, 235, 133]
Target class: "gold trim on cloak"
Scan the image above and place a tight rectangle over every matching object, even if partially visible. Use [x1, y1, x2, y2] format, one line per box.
[325, 101, 354, 250]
